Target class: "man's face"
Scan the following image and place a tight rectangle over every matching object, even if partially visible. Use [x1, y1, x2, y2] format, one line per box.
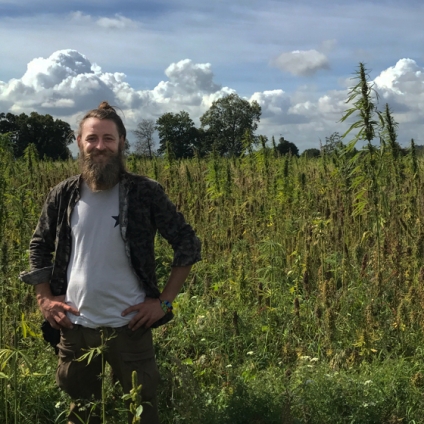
[77, 118, 125, 190]
[77, 117, 124, 160]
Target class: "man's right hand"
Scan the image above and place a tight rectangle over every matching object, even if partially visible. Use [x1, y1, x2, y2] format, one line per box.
[35, 282, 79, 329]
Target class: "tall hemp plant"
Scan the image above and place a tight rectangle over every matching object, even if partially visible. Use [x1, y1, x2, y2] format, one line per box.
[383, 103, 401, 183]
[381, 104, 404, 244]
[340, 63, 385, 288]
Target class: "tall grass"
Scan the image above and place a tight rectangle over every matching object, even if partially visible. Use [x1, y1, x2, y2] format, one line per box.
[2, 73, 424, 421]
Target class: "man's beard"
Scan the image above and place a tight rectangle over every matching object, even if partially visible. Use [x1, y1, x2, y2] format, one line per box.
[79, 148, 125, 191]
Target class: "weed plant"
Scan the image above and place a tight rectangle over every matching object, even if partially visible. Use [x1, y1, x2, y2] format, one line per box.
[2, 66, 424, 422]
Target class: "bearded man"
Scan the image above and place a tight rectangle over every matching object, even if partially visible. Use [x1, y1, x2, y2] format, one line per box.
[20, 102, 201, 424]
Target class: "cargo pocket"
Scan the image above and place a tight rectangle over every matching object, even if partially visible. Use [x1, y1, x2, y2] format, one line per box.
[56, 345, 79, 397]
[57, 345, 76, 361]
[56, 327, 102, 400]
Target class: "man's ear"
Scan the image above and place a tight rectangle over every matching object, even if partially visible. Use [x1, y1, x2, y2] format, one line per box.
[77, 135, 82, 149]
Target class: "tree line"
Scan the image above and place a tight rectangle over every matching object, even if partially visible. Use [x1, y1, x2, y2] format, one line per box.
[0, 111, 74, 160]
[0, 94, 301, 160]
[135, 93, 263, 158]
[2, 92, 410, 161]
[134, 93, 304, 159]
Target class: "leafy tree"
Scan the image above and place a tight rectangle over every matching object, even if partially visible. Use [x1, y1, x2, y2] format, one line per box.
[133, 119, 156, 158]
[275, 137, 299, 157]
[156, 111, 199, 159]
[301, 148, 320, 158]
[0, 112, 73, 159]
[321, 132, 358, 158]
[200, 93, 261, 156]
[322, 132, 344, 156]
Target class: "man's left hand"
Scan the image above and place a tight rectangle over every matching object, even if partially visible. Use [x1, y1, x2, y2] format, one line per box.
[121, 297, 165, 330]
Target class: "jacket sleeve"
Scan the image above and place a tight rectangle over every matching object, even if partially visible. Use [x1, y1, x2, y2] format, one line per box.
[151, 183, 201, 267]
[19, 188, 58, 285]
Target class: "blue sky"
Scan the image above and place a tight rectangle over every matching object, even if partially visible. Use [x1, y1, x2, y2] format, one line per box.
[1, 0, 423, 153]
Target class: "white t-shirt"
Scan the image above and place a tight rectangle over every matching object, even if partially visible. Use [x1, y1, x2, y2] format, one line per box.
[65, 182, 146, 328]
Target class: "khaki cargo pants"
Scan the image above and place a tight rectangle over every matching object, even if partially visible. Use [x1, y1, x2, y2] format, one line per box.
[56, 324, 160, 424]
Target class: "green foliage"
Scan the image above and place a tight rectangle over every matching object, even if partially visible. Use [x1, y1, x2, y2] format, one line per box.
[121, 371, 143, 423]
[0, 112, 73, 160]
[288, 356, 424, 423]
[275, 137, 299, 157]
[2, 147, 424, 422]
[200, 93, 261, 156]
[156, 111, 199, 158]
[322, 132, 344, 156]
[341, 63, 384, 148]
[2, 64, 424, 422]
[301, 148, 320, 158]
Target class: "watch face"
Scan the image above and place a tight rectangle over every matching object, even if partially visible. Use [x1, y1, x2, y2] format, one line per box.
[160, 300, 173, 313]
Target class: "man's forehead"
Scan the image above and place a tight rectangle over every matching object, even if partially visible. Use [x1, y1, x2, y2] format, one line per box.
[82, 118, 119, 134]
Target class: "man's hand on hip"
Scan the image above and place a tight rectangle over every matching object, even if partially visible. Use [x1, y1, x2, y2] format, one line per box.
[122, 266, 192, 331]
[35, 282, 79, 330]
[121, 297, 165, 331]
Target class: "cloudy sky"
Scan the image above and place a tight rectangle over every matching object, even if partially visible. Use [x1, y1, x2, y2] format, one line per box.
[1, 0, 423, 153]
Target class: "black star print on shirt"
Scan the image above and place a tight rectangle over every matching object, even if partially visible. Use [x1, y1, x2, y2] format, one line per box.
[112, 215, 120, 228]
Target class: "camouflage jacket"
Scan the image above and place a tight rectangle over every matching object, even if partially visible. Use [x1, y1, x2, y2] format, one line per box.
[20, 172, 201, 299]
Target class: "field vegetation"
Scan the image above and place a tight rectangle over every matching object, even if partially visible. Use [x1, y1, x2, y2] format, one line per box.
[1, 64, 424, 423]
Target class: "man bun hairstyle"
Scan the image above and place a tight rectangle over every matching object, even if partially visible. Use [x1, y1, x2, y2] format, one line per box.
[78, 101, 126, 140]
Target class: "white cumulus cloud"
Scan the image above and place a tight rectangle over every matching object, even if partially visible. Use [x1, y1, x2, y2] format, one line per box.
[21, 50, 92, 90]
[373, 58, 424, 126]
[0, 50, 232, 126]
[272, 49, 330, 77]
[165, 60, 222, 95]
[250, 90, 290, 118]
[1, 50, 424, 151]
[374, 58, 423, 95]
[249, 89, 309, 124]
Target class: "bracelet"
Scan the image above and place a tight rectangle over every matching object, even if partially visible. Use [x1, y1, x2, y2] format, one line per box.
[159, 297, 173, 314]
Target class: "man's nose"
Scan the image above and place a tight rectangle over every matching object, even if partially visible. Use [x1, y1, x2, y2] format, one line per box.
[95, 138, 107, 150]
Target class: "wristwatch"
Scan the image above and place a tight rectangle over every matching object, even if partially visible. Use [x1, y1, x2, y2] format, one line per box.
[159, 297, 173, 314]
